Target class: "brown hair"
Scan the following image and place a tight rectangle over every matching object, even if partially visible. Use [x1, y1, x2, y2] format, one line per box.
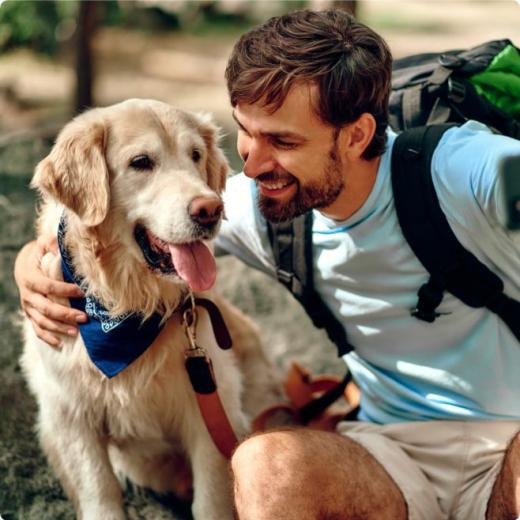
[225, 9, 393, 159]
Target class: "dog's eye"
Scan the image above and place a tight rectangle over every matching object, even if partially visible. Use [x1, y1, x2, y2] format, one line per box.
[130, 155, 154, 171]
[191, 149, 201, 163]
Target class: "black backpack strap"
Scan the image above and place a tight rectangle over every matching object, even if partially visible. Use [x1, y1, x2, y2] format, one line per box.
[267, 214, 310, 296]
[401, 66, 454, 129]
[392, 125, 520, 342]
[267, 214, 354, 356]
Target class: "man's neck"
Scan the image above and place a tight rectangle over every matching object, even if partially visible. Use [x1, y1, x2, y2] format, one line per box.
[320, 156, 381, 222]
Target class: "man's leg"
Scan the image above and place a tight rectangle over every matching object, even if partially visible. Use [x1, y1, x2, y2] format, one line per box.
[487, 430, 520, 520]
[230, 428, 408, 520]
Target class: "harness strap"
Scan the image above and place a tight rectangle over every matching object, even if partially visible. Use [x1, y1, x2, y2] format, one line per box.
[287, 362, 359, 427]
[182, 295, 238, 459]
[185, 354, 238, 459]
[254, 363, 360, 431]
[297, 371, 353, 425]
[180, 297, 232, 350]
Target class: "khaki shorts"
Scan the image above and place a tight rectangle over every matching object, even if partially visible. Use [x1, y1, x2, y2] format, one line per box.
[336, 419, 520, 520]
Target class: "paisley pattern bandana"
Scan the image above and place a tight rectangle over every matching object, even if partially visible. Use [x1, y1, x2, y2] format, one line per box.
[57, 216, 166, 378]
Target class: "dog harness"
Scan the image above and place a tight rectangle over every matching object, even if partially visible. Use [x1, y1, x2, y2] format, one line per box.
[58, 216, 165, 378]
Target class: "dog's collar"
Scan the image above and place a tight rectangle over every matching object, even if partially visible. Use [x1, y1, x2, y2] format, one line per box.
[57, 215, 165, 378]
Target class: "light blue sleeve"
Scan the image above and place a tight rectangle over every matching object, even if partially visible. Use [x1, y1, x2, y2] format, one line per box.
[432, 121, 520, 248]
[432, 121, 520, 232]
[214, 173, 277, 276]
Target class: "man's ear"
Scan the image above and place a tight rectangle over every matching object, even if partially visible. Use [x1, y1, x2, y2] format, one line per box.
[196, 112, 229, 194]
[31, 111, 110, 227]
[341, 112, 377, 160]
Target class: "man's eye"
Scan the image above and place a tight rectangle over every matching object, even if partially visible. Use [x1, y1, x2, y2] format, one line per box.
[273, 139, 296, 149]
[130, 155, 154, 171]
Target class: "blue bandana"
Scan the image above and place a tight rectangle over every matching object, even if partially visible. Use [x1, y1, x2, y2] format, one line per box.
[57, 217, 166, 378]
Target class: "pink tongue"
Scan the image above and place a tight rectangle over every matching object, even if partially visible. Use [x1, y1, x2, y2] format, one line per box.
[168, 241, 216, 292]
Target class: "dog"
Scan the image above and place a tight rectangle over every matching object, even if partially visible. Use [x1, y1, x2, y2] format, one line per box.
[21, 98, 285, 520]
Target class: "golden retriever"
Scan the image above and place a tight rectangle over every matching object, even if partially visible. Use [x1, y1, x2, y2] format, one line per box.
[21, 99, 284, 520]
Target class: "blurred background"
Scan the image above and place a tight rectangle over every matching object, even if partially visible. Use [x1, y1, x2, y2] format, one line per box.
[0, 1, 519, 519]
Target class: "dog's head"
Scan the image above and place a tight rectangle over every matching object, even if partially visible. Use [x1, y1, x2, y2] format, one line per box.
[32, 99, 229, 293]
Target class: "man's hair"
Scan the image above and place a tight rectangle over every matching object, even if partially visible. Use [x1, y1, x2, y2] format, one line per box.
[225, 9, 393, 159]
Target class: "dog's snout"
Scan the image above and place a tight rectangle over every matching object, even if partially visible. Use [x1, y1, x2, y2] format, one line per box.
[189, 196, 223, 227]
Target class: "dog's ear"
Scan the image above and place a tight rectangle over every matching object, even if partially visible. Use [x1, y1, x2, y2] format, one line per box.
[31, 112, 110, 227]
[196, 113, 229, 194]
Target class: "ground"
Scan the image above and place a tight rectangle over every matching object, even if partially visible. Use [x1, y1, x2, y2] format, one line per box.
[0, 1, 519, 519]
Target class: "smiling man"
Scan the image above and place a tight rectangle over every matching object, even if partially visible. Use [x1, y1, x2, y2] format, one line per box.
[14, 8, 520, 520]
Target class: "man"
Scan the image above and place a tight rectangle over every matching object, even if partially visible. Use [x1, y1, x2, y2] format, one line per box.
[14, 9, 520, 520]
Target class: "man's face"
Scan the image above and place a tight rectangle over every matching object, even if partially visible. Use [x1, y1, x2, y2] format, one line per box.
[233, 83, 345, 222]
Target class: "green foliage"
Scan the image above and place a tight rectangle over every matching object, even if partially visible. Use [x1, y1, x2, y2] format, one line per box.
[0, 1, 134, 56]
[0, 0, 257, 56]
[0, 0, 62, 55]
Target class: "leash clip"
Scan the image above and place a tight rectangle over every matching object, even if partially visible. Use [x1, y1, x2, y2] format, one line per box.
[182, 289, 207, 357]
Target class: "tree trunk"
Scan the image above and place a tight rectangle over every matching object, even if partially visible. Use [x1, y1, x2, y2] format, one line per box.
[74, 1, 98, 114]
[332, 1, 357, 17]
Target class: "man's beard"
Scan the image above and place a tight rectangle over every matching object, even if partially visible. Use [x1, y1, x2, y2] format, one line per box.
[257, 145, 344, 223]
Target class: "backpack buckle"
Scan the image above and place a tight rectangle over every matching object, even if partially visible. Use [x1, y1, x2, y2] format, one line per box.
[276, 268, 293, 285]
[447, 78, 466, 103]
[410, 306, 442, 323]
[410, 278, 447, 323]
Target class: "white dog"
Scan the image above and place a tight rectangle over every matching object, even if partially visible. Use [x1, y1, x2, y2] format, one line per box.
[21, 99, 284, 520]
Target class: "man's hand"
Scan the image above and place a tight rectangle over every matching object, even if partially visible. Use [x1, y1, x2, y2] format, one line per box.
[14, 239, 87, 347]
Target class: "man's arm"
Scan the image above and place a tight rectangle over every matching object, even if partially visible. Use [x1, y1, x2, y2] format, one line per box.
[433, 122, 520, 239]
[14, 239, 87, 347]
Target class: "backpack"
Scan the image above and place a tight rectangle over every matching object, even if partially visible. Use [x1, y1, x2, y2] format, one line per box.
[267, 39, 520, 359]
[389, 39, 520, 137]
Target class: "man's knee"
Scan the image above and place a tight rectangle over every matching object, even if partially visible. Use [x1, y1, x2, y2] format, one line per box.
[231, 430, 314, 519]
[231, 428, 408, 520]
[487, 430, 520, 520]
[231, 430, 306, 490]
[231, 428, 349, 486]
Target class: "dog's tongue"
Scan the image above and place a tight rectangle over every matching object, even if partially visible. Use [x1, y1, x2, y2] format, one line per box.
[168, 241, 216, 292]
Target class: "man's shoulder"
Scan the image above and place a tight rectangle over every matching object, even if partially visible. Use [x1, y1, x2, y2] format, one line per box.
[429, 120, 520, 230]
[435, 120, 520, 161]
[432, 121, 519, 190]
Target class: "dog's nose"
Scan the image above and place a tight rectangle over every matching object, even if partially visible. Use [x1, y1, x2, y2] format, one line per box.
[189, 196, 224, 227]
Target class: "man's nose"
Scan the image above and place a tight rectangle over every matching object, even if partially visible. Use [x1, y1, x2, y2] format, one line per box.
[242, 142, 276, 178]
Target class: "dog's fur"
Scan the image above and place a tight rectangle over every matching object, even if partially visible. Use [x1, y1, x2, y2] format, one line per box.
[21, 99, 284, 520]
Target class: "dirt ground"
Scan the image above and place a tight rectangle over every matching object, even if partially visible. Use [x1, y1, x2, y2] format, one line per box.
[0, 1, 519, 519]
